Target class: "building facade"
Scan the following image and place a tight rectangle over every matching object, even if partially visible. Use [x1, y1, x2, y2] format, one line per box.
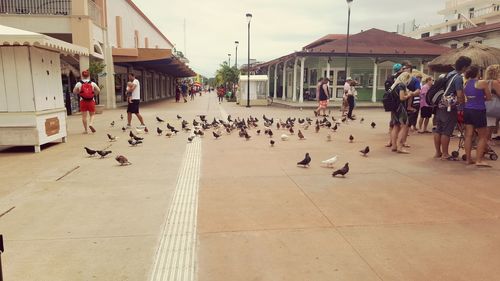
[398, 0, 500, 39]
[0, 0, 194, 111]
[254, 29, 449, 104]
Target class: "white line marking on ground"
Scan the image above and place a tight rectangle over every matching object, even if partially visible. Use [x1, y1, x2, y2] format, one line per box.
[149, 137, 201, 281]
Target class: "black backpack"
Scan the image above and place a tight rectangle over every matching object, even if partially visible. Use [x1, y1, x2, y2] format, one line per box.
[426, 73, 458, 107]
[382, 84, 402, 112]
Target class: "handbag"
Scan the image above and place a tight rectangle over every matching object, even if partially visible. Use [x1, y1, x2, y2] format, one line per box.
[486, 81, 500, 118]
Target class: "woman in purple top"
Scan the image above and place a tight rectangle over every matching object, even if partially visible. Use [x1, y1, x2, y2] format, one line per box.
[463, 65, 492, 166]
[418, 77, 433, 133]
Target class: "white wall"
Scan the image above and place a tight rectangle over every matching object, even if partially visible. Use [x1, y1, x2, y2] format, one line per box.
[106, 0, 173, 49]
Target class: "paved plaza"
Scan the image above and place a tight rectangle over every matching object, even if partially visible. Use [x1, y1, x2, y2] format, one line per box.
[1, 93, 500, 281]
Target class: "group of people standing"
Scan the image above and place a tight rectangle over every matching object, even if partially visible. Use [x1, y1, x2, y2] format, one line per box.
[175, 81, 201, 103]
[386, 57, 500, 167]
[313, 77, 357, 118]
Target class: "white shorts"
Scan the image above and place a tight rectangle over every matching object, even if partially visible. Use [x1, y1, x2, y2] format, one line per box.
[487, 116, 499, 127]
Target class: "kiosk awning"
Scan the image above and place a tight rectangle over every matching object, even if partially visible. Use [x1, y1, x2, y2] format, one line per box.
[0, 24, 89, 56]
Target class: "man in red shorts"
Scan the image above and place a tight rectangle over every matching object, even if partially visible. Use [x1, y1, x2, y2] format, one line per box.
[73, 70, 100, 134]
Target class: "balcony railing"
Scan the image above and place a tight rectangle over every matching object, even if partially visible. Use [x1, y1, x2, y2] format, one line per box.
[88, 1, 102, 26]
[0, 0, 71, 15]
[471, 5, 500, 18]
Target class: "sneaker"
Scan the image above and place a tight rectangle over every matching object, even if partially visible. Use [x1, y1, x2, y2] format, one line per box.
[126, 125, 131, 129]
[137, 124, 146, 129]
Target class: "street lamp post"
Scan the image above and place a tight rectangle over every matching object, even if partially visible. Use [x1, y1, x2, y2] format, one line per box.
[344, 0, 353, 83]
[228, 53, 231, 67]
[235, 41, 239, 68]
[246, 13, 252, 108]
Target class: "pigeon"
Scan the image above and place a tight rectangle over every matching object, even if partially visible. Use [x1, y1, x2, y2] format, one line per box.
[110, 121, 115, 127]
[128, 139, 142, 146]
[332, 124, 338, 132]
[321, 155, 338, 167]
[156, 116, 165, 123]
[97, 150, 112, 158]
[298, 130, 305, 140]
[268, 129, 274, 138]
[122, 126, 126, 132]
[129, 131, 136, 139]
[213, 131, 221, 139]
[167, 123, 174, 130]
[177, 115, 182, 119]
[115, 155, 131, 166]
[349, 135, 354, 143]
[371, 122, 376, 129]
[315, 124, 320, 133]
[256, 130, 261, 135]
[341, 116, 347, 123]
[270, 140, 275, 147]
[157, 127, 163, 135]
[297, 153, 311, 167]
[244, 133, 251, 141]
[188, 136, 194, 142]
[281, 134, 289, 141]
[360, 146, 370, 156]
[289, 127, 294, 135]
[165, 132, 173, 138]
[332, 163, 349, 177]
[144, 127, 149, 134]
[120, 114, 124, 121]
[326, 134, 332, 142]
[360, 117, 364, 123]
[84, 147, 97, 156]
[107, 133, 118, 142]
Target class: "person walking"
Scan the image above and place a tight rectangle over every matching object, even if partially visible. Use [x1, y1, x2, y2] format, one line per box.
[344, 77, 357, 120]
[175, 84, 181, 102]
[73, 70, 100, 134]
[463, 65, 493, 166]
[181, 82, 188, 103]
[390, 72, 417, 154]
[418, 76, 433, 133]
[434, 56, 471, 160]
[126, 73, 146, 129]
[314, 78, 330, 117]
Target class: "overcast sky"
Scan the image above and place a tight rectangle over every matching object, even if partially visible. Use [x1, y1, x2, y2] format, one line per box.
[134, 0, 445, 77]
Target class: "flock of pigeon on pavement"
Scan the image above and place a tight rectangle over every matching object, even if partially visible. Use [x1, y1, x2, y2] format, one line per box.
[84, 111, 377, 178]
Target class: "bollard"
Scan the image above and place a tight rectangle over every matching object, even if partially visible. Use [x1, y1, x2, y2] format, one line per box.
[0, 234, 3, 281]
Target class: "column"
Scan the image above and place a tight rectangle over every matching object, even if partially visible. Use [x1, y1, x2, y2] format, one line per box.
[79, 55, 90, 72]
[282, 60, 287, 100]
[326, 59, 331, 99]
[372, 59, 378, 103]
[292, 58, 298, 102]
[273, 63, 278, 99]
[267, 67, 271, 98]
[299, 57, 306, 103]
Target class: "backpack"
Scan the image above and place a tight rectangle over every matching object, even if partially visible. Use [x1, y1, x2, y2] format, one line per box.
[382, 85, 402, 112]
[80, 81, 94, 100]
[426, 73, 458, 107]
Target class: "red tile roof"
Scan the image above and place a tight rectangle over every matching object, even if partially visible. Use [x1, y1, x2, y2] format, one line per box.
[422, 22, 500, 42]
[303, 34, 347, 50]
[308, 28, 449, 56]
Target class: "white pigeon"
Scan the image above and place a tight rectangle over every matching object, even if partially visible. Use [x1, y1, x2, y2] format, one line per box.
[280, 134, 289, 141]
[321, 155, 338, 167]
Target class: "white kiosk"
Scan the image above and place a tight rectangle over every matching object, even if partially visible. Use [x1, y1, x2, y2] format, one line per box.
[0, 25, 88, 152]
[238, 75, 269, 106]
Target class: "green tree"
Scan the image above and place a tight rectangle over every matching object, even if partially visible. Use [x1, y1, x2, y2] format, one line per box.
[215, 62, 240, 101]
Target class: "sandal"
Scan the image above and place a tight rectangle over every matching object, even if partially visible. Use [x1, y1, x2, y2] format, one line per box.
[476, 162, 492, 168]
[442, 156, 457, 161]
[397, 150, 410, 154]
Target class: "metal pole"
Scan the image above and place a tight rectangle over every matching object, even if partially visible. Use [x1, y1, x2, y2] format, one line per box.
[344, 3, 351, 82]
[228, 54, 231, 67]
[247, 20, 251, 107]
[235, 43, 239, 68]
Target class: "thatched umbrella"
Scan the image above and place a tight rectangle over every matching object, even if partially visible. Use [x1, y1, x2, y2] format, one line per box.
[428, 43, 500, 72]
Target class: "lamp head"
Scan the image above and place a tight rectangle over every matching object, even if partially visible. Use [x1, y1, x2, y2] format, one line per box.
[346, 0, 353, 7]
[235, 41, 239, 45]
[246, 13, 252, 23]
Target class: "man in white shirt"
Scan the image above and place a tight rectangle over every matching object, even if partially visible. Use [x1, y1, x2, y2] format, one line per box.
[73, 70, 100, 134]
[126, 73, 146, 128]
